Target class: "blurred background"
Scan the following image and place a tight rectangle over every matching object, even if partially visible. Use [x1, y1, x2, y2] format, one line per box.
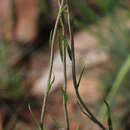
[0, 0, 130, 130]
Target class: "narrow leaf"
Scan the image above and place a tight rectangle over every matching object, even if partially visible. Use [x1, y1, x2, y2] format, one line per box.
[58, 31, 63, 62]
[61, 88, 67, 104]
[104, 100, 113, 130]
[77, 66, 86, 88]
[48, 73, 55, 92]
[49, 30, 53, 47]
[60, 17, 64, 28]
[62, 35, 72, 60]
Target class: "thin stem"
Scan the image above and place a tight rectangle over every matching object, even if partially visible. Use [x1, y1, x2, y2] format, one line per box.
[40, 0, 64, 129]
[62, 16, 70, 130]
[66, 0, 107, 130]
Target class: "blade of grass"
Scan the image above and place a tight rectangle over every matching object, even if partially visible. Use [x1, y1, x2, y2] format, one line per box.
[99, 55, 130, 121]
[49, 30, 53, 47]
[58, 31, 63, 62]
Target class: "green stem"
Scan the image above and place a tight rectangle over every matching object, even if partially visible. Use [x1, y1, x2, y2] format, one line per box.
[40, 0, 64, 129]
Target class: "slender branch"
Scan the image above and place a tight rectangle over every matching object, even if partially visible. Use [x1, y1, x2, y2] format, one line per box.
[66, 0, 107, 130]
[40, 0, 64, 129]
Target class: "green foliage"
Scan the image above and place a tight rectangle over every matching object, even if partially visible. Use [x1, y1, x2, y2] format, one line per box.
[57, 29, 72, 62]
[33, 1, 129, 130]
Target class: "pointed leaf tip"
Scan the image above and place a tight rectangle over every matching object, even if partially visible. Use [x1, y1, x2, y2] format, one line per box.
[49, 30, 53, 47]
[62, 35, 72, 60]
